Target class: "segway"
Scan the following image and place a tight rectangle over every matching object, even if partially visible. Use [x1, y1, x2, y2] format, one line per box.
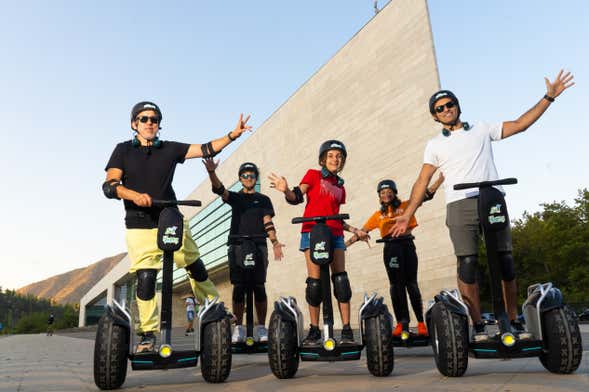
[426, 178, 583, 377]
[93, 199, 232, 390]
[376, 235, 429, 348]
[229, 233, 269, 354]
[267, 214, 394, 378]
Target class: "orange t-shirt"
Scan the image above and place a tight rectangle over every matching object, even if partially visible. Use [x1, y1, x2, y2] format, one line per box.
[362, 200, 417, 238]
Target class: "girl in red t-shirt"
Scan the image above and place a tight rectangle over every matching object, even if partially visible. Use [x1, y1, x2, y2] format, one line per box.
[346, 175, 443, 337]
[269, 140, 369, 346]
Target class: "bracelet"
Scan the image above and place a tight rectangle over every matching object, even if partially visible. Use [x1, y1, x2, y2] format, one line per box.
[543, 94, 555, 103]
[227, 131, 236, 141]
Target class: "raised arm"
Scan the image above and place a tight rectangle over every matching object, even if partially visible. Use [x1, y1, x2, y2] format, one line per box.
[185, 114, 253, 159]
[501, 70, 574, 139]
[202, 158, 229, 201]
[268, 173, 309, 204]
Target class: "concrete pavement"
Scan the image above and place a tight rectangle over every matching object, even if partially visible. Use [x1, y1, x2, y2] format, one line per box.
[0, 326, 587, 392]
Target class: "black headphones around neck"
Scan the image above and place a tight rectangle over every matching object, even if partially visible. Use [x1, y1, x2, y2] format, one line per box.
[442, 121, 470, 137]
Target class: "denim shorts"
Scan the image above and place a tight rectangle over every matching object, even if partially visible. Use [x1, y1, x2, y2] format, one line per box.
[186, 310, 195, 321]
[299, 232, 346, 252]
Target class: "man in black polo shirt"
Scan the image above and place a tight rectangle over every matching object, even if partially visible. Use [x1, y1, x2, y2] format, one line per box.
[103, 101, 252, 352]
[203, 158, 284, 343]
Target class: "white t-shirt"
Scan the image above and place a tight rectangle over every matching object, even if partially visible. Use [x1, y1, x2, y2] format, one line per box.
[423, 121, 504, 204]
[185, 297, 195, 313]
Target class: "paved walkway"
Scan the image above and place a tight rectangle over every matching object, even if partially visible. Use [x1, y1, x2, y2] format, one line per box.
[0, 326, 587, 391]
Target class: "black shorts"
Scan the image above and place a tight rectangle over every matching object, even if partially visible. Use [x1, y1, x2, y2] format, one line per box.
[228, 243, 269, 285]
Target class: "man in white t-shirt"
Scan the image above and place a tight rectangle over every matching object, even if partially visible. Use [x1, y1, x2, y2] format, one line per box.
[391, 70, 574, 341]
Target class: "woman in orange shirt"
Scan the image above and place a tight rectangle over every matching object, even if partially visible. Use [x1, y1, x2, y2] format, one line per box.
[346, 174, 443, 336]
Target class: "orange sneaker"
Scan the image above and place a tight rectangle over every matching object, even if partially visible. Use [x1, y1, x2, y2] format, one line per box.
[417, 322, 428, 336]
[393, 323, 403, 337]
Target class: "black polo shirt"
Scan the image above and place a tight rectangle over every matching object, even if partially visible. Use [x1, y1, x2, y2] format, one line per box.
[105, 140, 190, 228]
[226, 190, 275, 245]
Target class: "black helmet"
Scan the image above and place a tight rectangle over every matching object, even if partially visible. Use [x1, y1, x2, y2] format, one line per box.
[131, 101, 162, 122]
[238, 162, 259, 177]
[428, 90, 460, 115]
[377, 180, 397, 194]
[318, 140, 347, 162]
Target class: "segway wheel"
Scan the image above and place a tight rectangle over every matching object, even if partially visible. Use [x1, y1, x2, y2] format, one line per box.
[201, 316, 232, 383]
[268, 310, 299, 379]
[539, 306, 583, 374]
[93, 314, 129, 390]
[364, 313, 394, 377]
[429, 302, 468, 377]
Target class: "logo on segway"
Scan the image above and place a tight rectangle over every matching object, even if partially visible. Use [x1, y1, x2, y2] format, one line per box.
[489, 204, 502, 214]
[244, 253, 256, 267]
[488, 204, 506, 224]
[313, 241, 329, 260]
[162, 226, 180, 245]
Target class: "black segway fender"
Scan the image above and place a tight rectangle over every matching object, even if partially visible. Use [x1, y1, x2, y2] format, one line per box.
[200, 303, 229, 325]
[104, 303, 131, 330]
[522, 283, 564, 341]
[432, 289, 470, 317]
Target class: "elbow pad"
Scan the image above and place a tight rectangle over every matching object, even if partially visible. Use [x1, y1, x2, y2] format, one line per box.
[201, 142, 218, 159]
[286, 186, 304, 205]
[212, 184, 225, 196]
[423, 189, 435, 202]
[102, 179, 121, 200]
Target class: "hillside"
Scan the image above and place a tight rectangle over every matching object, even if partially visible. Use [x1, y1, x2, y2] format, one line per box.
[17, 253, 126, 305]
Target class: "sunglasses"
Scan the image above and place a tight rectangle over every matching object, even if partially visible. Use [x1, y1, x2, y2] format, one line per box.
[435, 101, 456, 113]
[240, 173, 257, 180]
[136, 116, 160, 124]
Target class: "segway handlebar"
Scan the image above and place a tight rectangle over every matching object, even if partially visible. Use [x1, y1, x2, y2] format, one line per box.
[228, 234, 268, 240]
[291, 213, 349, 224]
[151, 199, 202, 207]
[376, 234, 415, 243]
[453, 177, 517, 191]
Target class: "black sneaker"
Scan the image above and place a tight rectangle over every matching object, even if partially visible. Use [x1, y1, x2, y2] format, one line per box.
[302, 325, 321, 347]
[136, 332, 156, 353]
[185, 329, 191, 336]
[340, 324, 355, 344]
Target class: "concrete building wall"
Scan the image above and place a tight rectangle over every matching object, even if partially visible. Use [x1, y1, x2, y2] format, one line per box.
[180, 0, 455, 328]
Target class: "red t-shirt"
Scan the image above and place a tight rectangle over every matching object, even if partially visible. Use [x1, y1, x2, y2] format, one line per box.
[300, 169, 346, 236]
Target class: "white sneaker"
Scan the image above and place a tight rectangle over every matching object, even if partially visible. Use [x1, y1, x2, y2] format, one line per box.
[232, 325, 245, 343]
[256, 325, 268, 343]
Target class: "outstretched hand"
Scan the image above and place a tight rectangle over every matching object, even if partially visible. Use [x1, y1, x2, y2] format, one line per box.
[231, 113, 253, 138]
[268, 173, 289, 193]
[545, 69, 575, 99]
[272, 242, 285, 261]
[388, 216, 409, 237]
[202, 157, 219, 172]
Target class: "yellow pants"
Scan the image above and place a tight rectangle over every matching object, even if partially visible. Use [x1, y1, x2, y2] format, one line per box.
[126, 222, 219, 334]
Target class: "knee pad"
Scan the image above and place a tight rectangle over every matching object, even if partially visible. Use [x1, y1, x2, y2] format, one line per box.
[498, 251, 516, 281]
[136, 269, 158, 300]
[305, 277, 322, 307]
[457, 255, 478, 284]
[185, 258, 208, 282]
[332, 272, 352, 303]
[232, 285, 245, 304]
[253, 284, 267, 302]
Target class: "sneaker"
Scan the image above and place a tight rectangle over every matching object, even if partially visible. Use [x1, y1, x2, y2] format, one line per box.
[185, 329, 191, 336]
[417, 322, 428, 336]
[256, 325, 268, 343]
[302, 325, 321, 347]
[392, 323, 403, 337]
[136, 332, 156, 353]
[340, 324, 355, 344]
[511, 320, 533, 339]
[232, 325, 245, 344]
[473, 322, 489, 342]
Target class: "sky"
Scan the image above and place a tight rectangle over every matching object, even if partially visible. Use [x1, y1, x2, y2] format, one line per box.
[1, 1, 587, 290]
